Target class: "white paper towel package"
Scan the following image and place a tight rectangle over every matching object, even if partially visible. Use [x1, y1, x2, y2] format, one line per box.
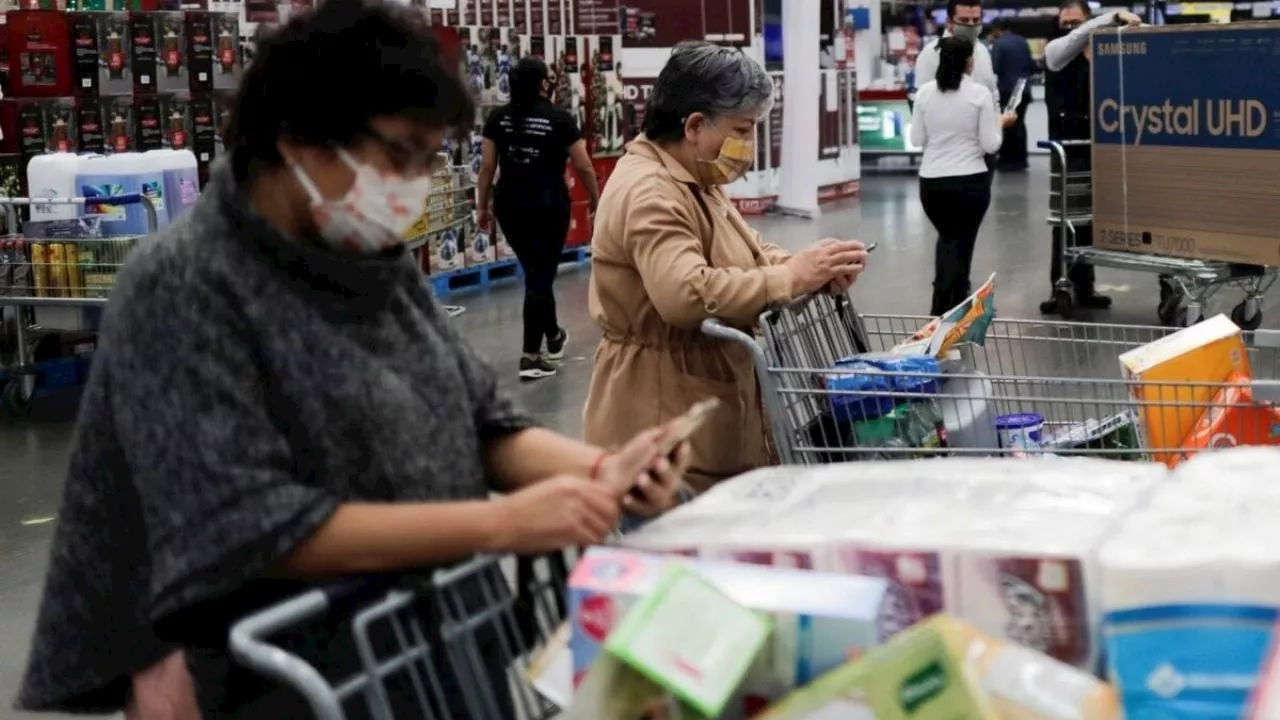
[1100, 447, 1280, 719]
[621, 457, 1166, 670]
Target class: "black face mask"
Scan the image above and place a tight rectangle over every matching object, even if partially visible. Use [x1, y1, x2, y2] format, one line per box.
[1055, 22, 1082, 37]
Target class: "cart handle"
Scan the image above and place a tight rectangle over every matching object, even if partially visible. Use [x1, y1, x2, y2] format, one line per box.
[228, 578, 394, 720]
[1037, 139, 1091, 149]
[0, 193, 148, 206]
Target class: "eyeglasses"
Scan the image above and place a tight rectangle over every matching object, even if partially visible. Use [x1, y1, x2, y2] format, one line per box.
[361, 127, 448, 176]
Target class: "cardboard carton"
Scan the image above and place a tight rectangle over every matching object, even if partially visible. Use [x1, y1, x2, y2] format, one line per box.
[1117, 314, 1250, 467]
[568, 547, 893, 719]
[1091, 23, 1280, 265]
[759, 616, 1120, 720]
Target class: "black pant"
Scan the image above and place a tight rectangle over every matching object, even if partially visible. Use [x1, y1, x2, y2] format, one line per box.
[998, 90, 1031, 168]
[1049, 143, 1096, 292]
[920, 173, 991, 316]
[494, 195, 571, 355]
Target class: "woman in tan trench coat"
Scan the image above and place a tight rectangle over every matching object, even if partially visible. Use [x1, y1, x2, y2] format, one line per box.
[583, 42, 871, 492]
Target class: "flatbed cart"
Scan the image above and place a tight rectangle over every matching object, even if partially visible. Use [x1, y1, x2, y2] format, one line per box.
[1038, 139, 1276, 329]
[230, 553, 568, 720]
[703, 292, 1280, 465]
[0, 194, 157, 413]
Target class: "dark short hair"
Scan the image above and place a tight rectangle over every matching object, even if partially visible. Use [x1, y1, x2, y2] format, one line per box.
[509, 56, 549, 109]
[643, 41, 774, 143]
[946, 0, 982, 17]
[225, 0, 473, 182]
[991, 18, 1011, 31]
[1059, 0, 1092, 15]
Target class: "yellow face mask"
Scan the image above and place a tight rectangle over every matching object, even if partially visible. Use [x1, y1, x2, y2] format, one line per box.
[699, 125, 755, 185]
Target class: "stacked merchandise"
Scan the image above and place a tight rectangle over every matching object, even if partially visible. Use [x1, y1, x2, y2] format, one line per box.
[424, 0, 623, 280]
[533, 447, 1280, 718]
[2, 3, 242, 193]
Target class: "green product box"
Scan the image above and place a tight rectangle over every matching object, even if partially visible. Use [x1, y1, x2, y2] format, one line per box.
[757, 616, 998, 720]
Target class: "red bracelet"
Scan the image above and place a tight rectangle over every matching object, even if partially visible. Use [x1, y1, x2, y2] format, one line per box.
[589, 452, 611, 482]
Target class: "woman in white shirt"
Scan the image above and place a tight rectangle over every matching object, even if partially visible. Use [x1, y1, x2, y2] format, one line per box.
[910, 36, 1017, 315]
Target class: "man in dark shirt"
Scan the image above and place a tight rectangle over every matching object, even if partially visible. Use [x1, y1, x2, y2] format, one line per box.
[988, 19, 1033, 171]
[1038, 1, 1141, 315]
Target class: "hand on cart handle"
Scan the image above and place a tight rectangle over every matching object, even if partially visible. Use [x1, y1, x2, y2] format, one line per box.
[786, 238, 869, 295]
[1115, 10, 1142, 25]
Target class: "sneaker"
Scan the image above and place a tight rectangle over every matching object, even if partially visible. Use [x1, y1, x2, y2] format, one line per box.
[545, 329, 569, 361]
[519, 356, 558, 381]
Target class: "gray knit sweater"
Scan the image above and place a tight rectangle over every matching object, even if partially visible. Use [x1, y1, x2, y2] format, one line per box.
[17, 159, 535, 715]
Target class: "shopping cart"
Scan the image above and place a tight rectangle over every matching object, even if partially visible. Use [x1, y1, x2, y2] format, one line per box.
[0, 194, 157, 413]
[1038, 139, 1276, 329]
[703, 292, 1280, 464]
[230, 553, 568, 720]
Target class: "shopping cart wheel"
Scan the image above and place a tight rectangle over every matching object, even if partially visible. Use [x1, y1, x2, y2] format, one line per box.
[3, 379, 32, 416]
[1232, 299, 1263, 332]
[1052, 289, 1075, 319]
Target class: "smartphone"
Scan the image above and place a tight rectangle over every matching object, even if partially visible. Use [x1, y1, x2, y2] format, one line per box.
[629, 398, 721, 500]
[656, 397, 721, 458]
[864, 242, 878, 253]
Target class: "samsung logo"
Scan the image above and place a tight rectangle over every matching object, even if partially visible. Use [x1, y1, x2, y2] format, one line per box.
[1097, 40, 1148, 55]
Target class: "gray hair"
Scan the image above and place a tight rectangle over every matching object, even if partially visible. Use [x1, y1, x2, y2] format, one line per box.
[643, 42, 775, 141]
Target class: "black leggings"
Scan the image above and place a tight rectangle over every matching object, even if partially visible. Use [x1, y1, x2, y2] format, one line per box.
[920, 172, 992, 316]
[494, 196, 571, 356]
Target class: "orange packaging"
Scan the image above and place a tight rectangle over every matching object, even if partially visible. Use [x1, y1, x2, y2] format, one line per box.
[1118, 314, 1251, 467]
[1178, 371, 1280, 462]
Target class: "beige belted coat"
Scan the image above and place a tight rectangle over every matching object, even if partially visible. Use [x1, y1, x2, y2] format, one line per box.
[582, 136, 797, 493]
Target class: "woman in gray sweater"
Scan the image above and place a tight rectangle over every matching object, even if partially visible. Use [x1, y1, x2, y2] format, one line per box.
[16, 2, 687, 717]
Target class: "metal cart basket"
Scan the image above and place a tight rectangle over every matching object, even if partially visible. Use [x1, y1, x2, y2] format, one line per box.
[0, 194, 157, 412]
[703, 292, 1280, 465]
[1038, 139, 1276, 329]
[231, 553, 568, 720]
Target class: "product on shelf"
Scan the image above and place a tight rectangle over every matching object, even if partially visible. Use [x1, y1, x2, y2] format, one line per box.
[7, 10, 74, 98]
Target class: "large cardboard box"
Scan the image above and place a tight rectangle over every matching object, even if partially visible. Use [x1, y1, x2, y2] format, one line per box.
[1091, 23, 1280, 265]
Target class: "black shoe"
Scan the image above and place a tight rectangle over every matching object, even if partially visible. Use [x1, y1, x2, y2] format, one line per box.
[1077, 292, 1112, 310]
[1039, 298, 1060, 315]
[545, 329, 569, 361]
[519, 356, 558, 381]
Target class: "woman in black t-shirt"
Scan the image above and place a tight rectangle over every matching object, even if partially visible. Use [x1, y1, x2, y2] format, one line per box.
[476, 57, 600, 381]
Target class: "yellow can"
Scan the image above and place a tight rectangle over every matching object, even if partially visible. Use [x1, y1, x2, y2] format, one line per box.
[31, 242, 48, 298]
[63, 243, 82, 298]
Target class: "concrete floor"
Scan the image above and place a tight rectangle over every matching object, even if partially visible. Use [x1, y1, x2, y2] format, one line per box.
[1, 156, 1277, 718]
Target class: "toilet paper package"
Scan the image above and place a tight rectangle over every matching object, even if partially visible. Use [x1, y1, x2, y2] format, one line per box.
[621, 457, 1166, 669]
[1100, 447, 1280, 719]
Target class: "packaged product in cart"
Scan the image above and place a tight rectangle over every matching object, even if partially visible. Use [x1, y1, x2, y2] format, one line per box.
[1248, 620, 1280, 720]
[895, 274, 997, 358]
[601, 565, 772, 719]
[1177, 371, 1280, 459]
[1100, 447, 1280, 720]
[1118, 313, 1250, 467]
[30, 241, 49, 297]
[10, 240, 31, 296]
[759, 615, 1120, 720]
[816, 354, 947, 460]
[0, 239, 13, 296]
[568, 547, 894, 719]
